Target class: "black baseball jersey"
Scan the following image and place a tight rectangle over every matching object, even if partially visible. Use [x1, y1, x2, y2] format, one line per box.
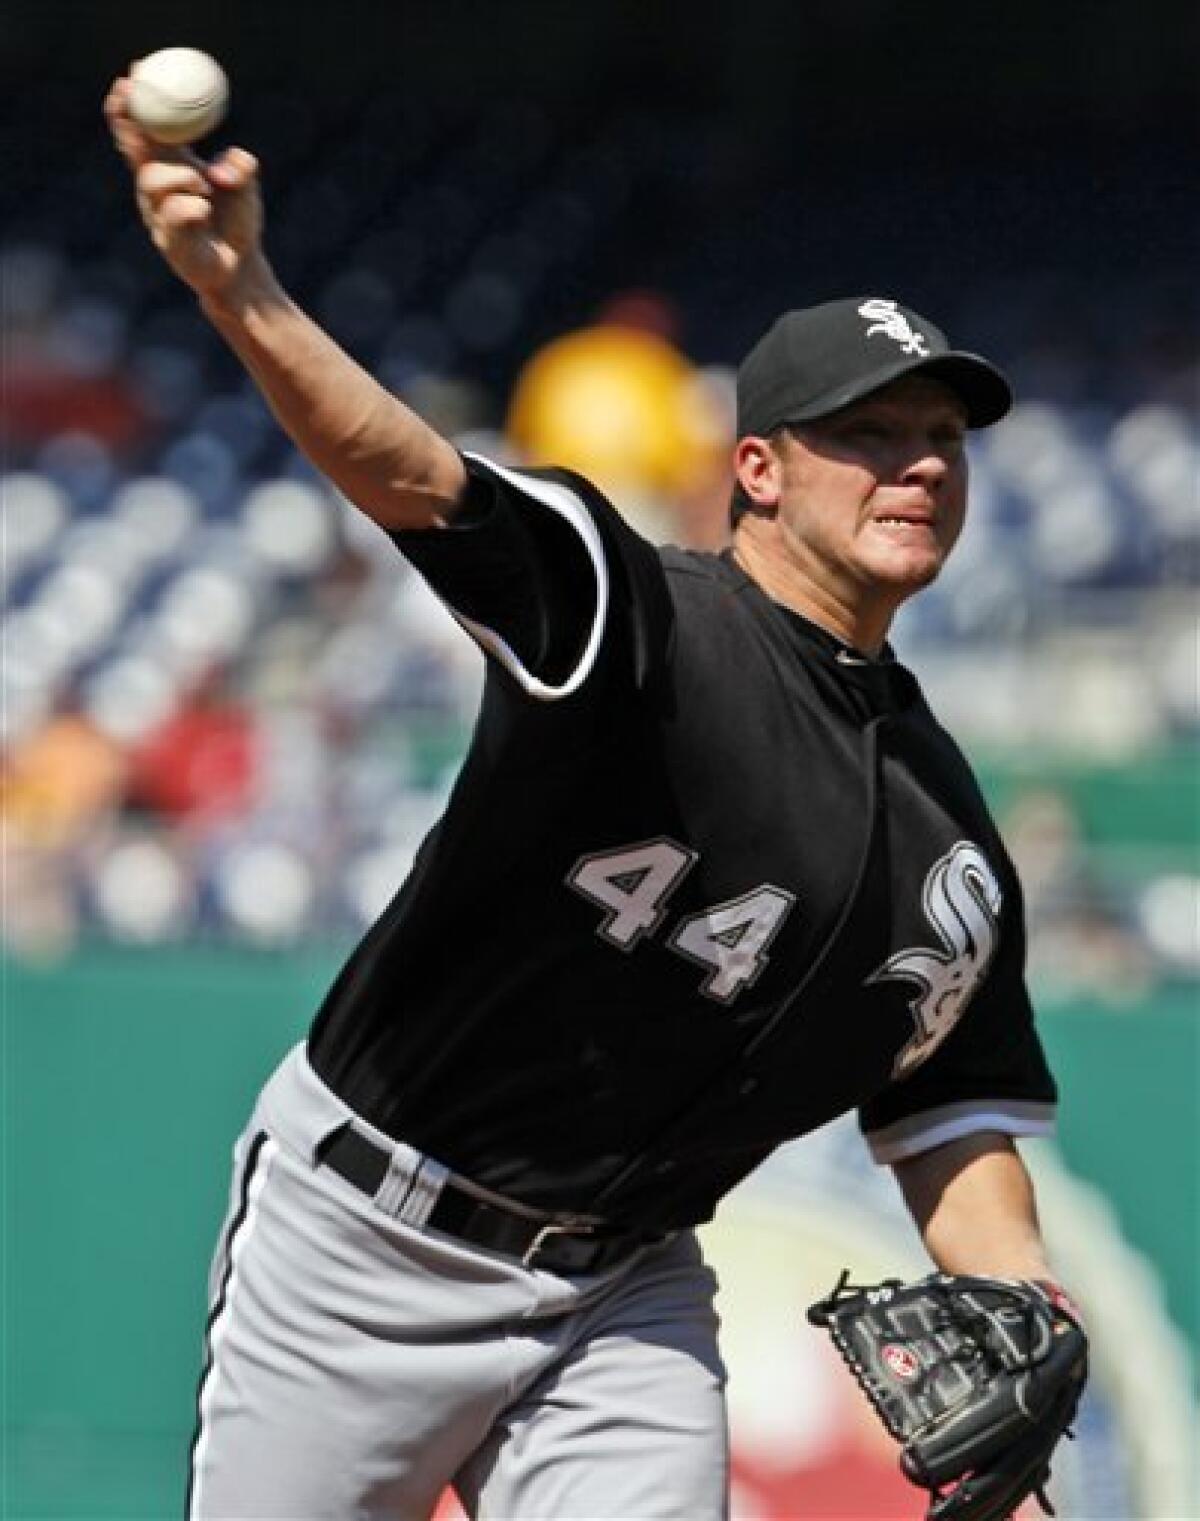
[308, 456, 1056, 1230]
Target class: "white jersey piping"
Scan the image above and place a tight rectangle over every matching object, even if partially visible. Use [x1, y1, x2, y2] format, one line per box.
[188, 1134, 279, 1518]
[446, 454, 610, 702]
[865, 1098, 1056, 1164]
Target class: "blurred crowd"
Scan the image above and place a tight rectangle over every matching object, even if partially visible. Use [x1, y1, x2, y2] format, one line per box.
[2, 91, 1196, 996]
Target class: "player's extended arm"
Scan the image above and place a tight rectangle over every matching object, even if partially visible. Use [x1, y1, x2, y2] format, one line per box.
[104, 74, 466, 532]
[891, 1131, 1053, 1281]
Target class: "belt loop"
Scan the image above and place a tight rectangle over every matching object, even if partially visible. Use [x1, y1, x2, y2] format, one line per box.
[370, 1138, 429, 1217]
[398, 1156, 449, 1227]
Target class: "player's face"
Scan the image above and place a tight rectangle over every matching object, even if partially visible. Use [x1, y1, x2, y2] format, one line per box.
[774, 375, 969, 608]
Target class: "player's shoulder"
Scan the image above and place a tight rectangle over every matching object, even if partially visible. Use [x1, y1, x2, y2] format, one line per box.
[658, 544, 723, 578]
[657, 544, 752, 598]
[656, 545, 793, 647]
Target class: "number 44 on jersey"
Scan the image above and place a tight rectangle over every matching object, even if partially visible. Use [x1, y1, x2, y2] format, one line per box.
[567, 837, 795, 1004]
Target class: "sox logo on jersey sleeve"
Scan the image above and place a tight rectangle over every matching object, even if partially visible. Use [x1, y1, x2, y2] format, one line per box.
[867, 842, 1002, 1077]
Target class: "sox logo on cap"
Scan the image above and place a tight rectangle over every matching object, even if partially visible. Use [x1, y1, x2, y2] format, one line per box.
[857, 299, 930, 357]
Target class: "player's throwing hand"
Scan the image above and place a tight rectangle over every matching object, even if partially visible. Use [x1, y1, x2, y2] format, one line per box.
[104, 72, 263, 303]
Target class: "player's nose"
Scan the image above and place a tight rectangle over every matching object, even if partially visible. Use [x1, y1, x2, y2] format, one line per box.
[899, 447, 950, 492]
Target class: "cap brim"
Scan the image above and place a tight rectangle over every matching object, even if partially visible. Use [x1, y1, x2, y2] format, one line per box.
[788, 350, 1014, 429]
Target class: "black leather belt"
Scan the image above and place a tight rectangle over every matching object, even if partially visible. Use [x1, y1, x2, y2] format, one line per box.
[317, 1123, 660, 1275]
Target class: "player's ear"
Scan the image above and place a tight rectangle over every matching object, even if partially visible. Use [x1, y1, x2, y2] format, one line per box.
[733, 435, 784, 517]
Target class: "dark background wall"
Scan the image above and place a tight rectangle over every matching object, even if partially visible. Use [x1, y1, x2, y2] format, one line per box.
[4, 0, 1195, 391]
[9, 0, 1197, 119]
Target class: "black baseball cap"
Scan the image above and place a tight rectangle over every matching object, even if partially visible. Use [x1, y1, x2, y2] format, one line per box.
[736, 296, 1013, 436]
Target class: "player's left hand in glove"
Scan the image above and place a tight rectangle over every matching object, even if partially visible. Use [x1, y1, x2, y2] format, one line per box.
[806, 1271, 1087, 1521]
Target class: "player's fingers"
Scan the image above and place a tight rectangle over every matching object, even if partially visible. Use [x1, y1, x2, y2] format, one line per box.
[107, 108, 153, 170]
[102, 73, 134, 126]
[104, 74, 156, 170]
[101, 78, 126, 124]
[207, 147, 259, 191]
[136, 160, 212, 206]
[155, 193, 217, 233]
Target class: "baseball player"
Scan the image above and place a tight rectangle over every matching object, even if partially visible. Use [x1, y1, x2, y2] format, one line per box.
[108, 77, 1073, 1521]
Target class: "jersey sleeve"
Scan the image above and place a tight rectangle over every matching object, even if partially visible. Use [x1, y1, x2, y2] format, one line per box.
[390, 453, 671, 702]
[857, 909, 1058, 1165]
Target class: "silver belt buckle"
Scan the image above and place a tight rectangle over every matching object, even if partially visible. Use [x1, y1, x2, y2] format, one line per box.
[521, 1220, 596, 1269]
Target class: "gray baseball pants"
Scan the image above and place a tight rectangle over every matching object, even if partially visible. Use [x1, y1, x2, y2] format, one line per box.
[186, 1045, 730, 1520]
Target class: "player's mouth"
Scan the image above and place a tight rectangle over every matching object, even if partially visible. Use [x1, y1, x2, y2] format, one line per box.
[872, 513, 937, 531]
[870, 492, 938, 531]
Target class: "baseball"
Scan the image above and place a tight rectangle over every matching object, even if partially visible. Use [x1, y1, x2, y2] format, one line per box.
[128, 48, 229, 146]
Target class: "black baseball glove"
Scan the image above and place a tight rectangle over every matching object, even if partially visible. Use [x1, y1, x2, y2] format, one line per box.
[807, 1271, 1088, 1521]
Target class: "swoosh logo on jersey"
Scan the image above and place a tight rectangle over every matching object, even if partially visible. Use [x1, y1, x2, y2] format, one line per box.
[867, 841, 1002, 1077]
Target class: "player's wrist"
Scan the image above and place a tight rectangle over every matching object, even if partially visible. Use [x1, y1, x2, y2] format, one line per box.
[198, 252, 283, 325]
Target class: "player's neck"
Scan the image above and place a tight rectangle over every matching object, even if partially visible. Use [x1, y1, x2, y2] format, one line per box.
[730, 532, 893, 657]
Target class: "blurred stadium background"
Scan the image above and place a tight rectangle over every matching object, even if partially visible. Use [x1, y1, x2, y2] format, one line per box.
[3, 1, 1196, 1516]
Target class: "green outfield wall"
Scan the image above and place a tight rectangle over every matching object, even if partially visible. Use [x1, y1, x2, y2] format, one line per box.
[2, 947, 1196, 1516]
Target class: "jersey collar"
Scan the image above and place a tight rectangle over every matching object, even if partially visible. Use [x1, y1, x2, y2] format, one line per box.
[717, 549, 919, 720]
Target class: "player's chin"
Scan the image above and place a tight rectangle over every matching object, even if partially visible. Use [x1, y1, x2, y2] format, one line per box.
[863, 544, 948, 594]
[862, 522, 954, 585]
